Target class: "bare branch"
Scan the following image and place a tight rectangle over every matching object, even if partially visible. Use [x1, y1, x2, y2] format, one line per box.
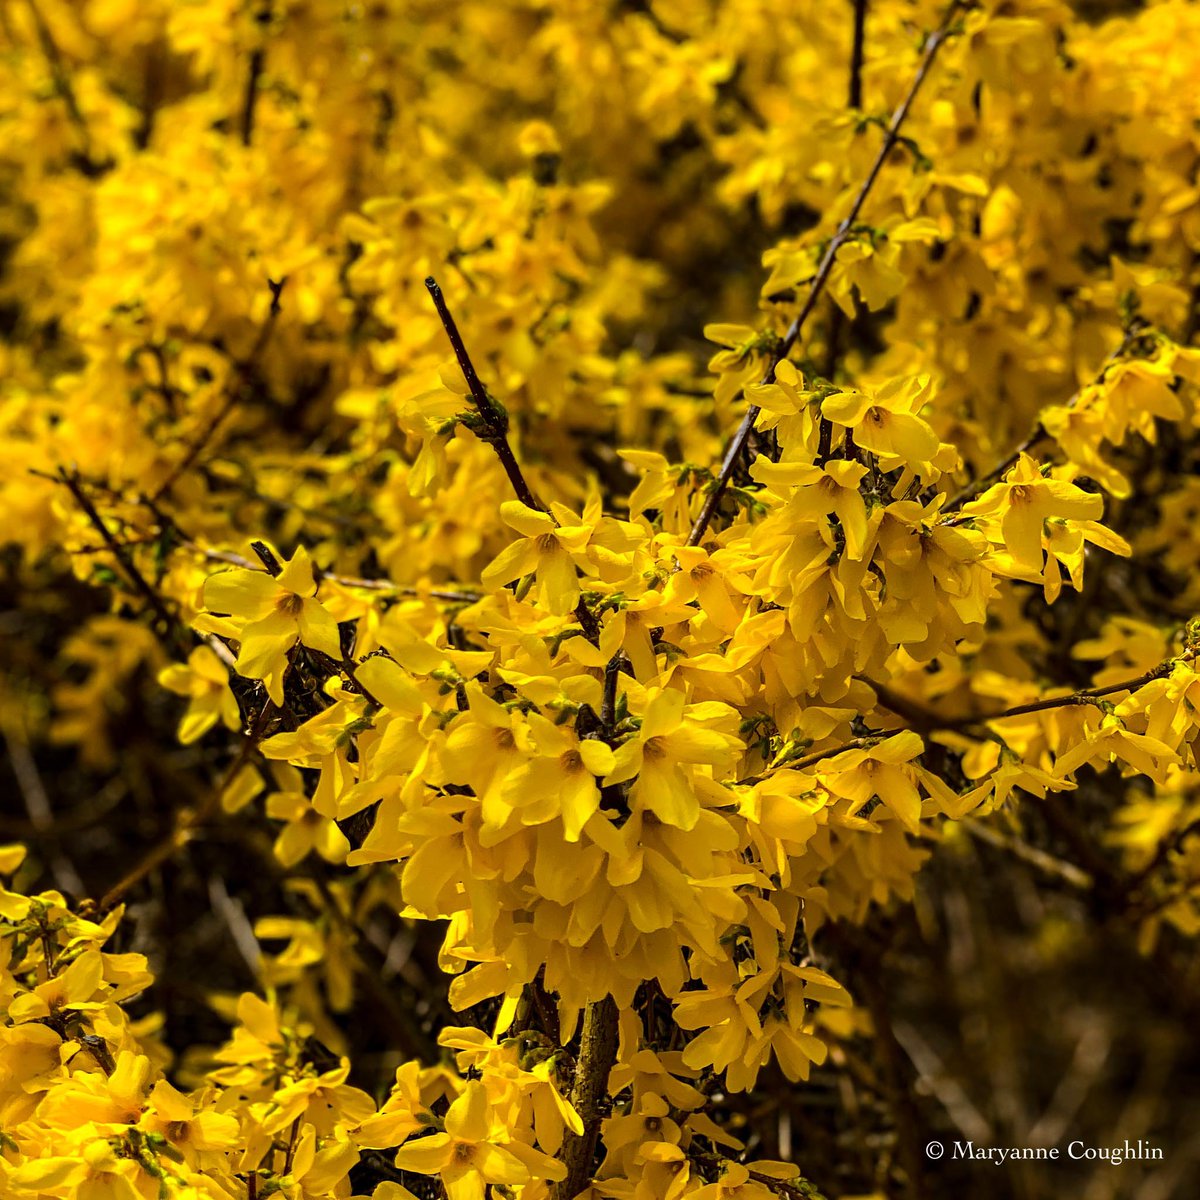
[240, 1, 273, 146]
[96, 701, 276, 914]
[425, 275, 602, 644]
[150, 277, 287, 502]
[57, 468, 185, 654]
[942, 324, 1141, 512]
[425, 275, 542, 512]
[688, 0, 967, 546]
[551, 995, 619, 1200]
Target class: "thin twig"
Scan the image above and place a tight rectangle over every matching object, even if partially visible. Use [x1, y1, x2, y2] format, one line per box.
[308, 870, 439, 1060]
[2, 727, 85, 896]
[963, 823, 1092, 890]
[689, 1151, 829, 1200]
[601, 653, 623, 732]
[943, 325, 1140, 512]
[849, 0, 868, 111]
[57, 468, 185, 654]
[824, 924, 925, 1199]
[240, 1, 272, 146]
[687, 0, 966, 546]
[816, 0, 869, 457]
[150, 278, 287, 502]
[864, 659, 1176, 734]
[738, 736, 886, 786]
[26, 0, 106, 175]
[425, 276, 602, 644]
[281, 1117, 302, 1175]
[208, 875, 262, 977]
[856, 674, 945, 735]
[53, 470, 237, 668]
[425, 276, 541, 511]
[1122, 816, 1200, 901]
[194, 542, 480, 603]
[950, 661, 1173, 725]
[97, 701, 276, 913]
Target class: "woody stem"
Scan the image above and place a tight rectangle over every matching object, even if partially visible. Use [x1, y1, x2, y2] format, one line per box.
[425, 275, 602, 645]
[552, 995, 619, 1199]
[688, 0, 966, 547]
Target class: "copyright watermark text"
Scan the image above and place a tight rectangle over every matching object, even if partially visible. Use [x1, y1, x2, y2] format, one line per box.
[924, 1139, 1163, 1167]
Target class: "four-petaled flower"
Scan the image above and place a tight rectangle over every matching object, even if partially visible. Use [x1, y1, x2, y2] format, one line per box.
[202, 545, 342, 703]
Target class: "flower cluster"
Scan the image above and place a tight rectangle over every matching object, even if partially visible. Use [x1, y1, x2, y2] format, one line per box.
[4, 0, 1200, 1196]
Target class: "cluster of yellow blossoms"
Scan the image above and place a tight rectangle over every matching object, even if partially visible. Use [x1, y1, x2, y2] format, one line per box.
[4, 0, 1200, 1197]
[2, 843, 826, 1199]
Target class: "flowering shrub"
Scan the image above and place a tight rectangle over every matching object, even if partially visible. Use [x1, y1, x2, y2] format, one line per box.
[3, 0, 1200, 1197]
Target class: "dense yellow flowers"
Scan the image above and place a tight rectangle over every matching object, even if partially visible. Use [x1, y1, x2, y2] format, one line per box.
[5, 0, 1200, 1198]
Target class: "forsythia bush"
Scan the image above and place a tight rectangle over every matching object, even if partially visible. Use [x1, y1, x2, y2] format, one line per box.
[3, 0, 1200, 1197]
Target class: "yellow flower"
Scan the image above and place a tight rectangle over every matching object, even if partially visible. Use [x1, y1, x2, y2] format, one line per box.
[157, 645, 240, 743]
[605, 688, 740, 830]
[354, 1061, 432, 1149]
[392, 1080, 566, 1200]
[961, 453, 1110, 575]
[704, 323, 773, 407]
[264, 763, 351, 867]
[690, 1161, 793, 1199]
[751, 458, 871, 560]
[38, 1050, 152, 1129]
[480, 500, 594, 615]
[500, 712, 616, 841]
[202, 546, 343, 703]
[441, 684, 537, 837]
[8, 948, 106, 1024]
[821, 377, 942, 470]
[140, 1079, 240, 1162]
[818, 731, 927, 832]
[9, 1136, 144, 1200]
[830, 235, 906, 313]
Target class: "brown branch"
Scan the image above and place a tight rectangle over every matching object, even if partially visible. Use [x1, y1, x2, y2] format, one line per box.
[425, 276, 542, 510]
[2, 726, 85, 896]
[862, 660, 1176, 735]
[687, 0, 966, 546]
[816, 0, 869, 457]
[552, 995, 619, 1200]
[689, 1151, 829, 1200]
[855, 674, 945, 736]
[240, 1, 273, 146]
[1179, 262, 1200, 347]
[738, 735, 886, 786]
[281, 1117, 302, 1175]
[0, 777, 124, 839]
[54, 470, 238, 669]
[963, 823, 1092, 891]
[57, 468, 185, 654]
[96, 701, 276, 913]
[425, 275, 602, 644]
[790, 736, 884, 770]
[67, 534, 161, 555]
[943, 325, 1140, 512]
[952, 661, 1173, 725]
[849, 0, 868, 111]
[150, 277, 287, 502]
[824, 924, 924, 1199]
[26, 0, 106, 175]
[601, 652, 624, 733]
[309, 873, 436, 1059]
[745, 1170, 826, 1200]
[194, 542, 480, 603]
[1122, 816, 1200, 904]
